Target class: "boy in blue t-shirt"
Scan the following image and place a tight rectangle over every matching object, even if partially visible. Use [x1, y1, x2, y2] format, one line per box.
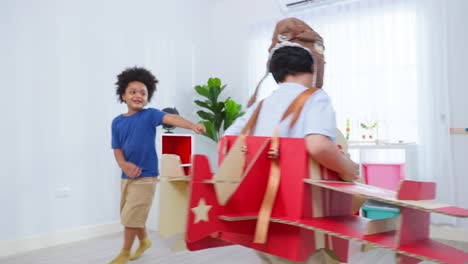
[109, 67, 204, 264]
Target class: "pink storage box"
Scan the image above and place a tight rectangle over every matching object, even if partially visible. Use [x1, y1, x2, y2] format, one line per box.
[362, 163, 405, 191]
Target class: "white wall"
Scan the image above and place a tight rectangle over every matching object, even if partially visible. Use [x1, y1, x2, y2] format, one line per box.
[195, 0, 282, 104]
[0, 0, 206, 241]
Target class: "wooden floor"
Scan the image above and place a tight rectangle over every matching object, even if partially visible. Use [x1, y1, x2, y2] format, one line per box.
[0, 232, 260, 264]
[1, 231, 467, 264]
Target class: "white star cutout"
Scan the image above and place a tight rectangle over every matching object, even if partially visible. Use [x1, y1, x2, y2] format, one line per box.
[191, 198, 212, 224]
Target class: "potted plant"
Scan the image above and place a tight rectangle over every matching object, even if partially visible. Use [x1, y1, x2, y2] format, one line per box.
[194, 77, 245, 142]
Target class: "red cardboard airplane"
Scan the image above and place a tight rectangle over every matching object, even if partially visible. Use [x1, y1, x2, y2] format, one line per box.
[159, 135, 468, 264]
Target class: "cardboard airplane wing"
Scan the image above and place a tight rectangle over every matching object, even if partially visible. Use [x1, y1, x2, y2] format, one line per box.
[305, 180, 468, 218]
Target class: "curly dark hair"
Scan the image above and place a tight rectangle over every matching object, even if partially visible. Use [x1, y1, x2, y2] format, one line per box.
[115, 66, 158, 103]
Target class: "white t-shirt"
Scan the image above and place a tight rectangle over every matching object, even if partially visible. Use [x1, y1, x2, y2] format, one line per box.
[224, 82, 337, 142]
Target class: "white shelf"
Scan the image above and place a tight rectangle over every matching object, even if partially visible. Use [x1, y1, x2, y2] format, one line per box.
[161, 133, 193, 137]
[349, 143, 416, 150]
[348, 142, 417, 181]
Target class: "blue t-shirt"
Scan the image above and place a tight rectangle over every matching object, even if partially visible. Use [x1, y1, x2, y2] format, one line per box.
[111, 108, 167, 179]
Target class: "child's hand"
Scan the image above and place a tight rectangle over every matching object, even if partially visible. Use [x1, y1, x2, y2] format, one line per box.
[122, 161, 142, 179]
[192, 123, 206, 134]
[338, 151, 359, 182]
[340, 150, 351, 158]
[339, 173, 359, 182]
[339, 161, 360, 182]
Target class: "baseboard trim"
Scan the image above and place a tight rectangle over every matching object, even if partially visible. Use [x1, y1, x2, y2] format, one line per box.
[0, 222, 121, 258]
[430, 225, 468, 242]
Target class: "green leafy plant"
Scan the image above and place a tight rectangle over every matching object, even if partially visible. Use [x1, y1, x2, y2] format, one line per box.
[194, 77, 245, 142]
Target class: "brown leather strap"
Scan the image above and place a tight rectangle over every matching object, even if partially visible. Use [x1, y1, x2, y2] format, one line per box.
[243, 87, 317, 136]
[254, 88, 317, 244]
[254, 127, 280, 243]
[241, 100, 264, 136]
[280, 88, 318, 129]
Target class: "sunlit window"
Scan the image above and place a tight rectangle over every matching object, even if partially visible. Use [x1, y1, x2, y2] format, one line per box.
[248, 3, 418, 143]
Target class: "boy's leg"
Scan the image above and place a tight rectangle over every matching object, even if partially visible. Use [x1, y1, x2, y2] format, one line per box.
[109, 178, 155, 263]
[135, 227, 147, 240]
[108, 227, 135, 264]
[125, 178, 157, 260]
[124, 227, 139, 250]
[129, 227, 152, 260]
[108, 180, 132, 264]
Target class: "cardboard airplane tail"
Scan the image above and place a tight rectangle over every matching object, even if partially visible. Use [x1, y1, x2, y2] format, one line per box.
[185, 154, 232, 250]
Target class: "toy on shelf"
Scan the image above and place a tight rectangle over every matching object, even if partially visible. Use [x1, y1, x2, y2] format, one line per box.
[346, 118, 350, 140]
[161, 107, 179, 133]
[360, 121, 378, 141]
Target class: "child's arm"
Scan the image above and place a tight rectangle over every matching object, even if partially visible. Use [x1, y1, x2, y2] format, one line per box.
[306, 134, 359, 182]
[113, 149, 142, 179]
[163, 114, 205, 134]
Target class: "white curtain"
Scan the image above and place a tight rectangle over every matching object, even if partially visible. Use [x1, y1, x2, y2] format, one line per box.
[411, 0, 455, 225]
[248, 0, 455, 224]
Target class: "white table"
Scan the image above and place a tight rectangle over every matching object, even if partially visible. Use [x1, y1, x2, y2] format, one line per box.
[348, 142, 418, 180]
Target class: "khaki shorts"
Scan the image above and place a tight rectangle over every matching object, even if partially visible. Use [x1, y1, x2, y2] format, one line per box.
[120, 177, 158, 228]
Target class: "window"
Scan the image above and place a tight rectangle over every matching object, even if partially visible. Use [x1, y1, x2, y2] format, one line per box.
[248, 0, 418, 143]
